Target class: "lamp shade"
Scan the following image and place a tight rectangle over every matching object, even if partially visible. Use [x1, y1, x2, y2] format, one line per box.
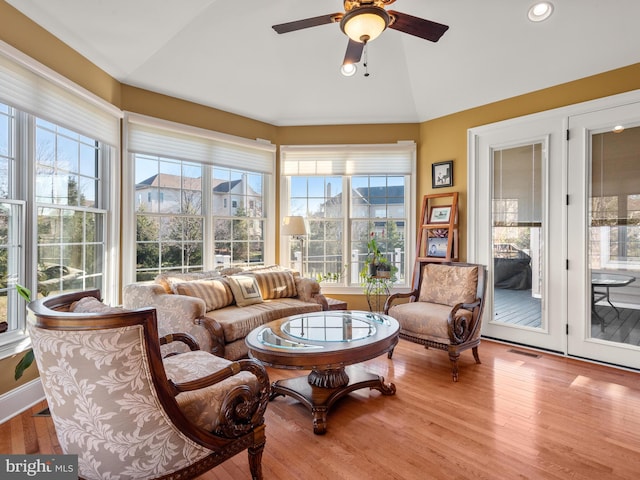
[340, 7, 390, 43]
[281, 216, 308, 236]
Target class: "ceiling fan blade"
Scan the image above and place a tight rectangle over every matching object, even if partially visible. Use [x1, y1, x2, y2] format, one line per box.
[388, 11, 449, 42]
[272, 13, 342, 34]
[343, 39, 365, 66]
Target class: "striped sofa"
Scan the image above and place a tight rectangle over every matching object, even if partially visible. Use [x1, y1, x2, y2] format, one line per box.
[123, 266, 328, 360]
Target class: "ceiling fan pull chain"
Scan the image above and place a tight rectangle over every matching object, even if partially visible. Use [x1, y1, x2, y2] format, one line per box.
[364, 43, 370, 77]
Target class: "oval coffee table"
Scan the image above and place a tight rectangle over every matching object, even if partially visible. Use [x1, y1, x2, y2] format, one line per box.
[246, 310, 399, 434]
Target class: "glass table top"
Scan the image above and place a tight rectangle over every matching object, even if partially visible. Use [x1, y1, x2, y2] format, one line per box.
[256, 311, 391, 350]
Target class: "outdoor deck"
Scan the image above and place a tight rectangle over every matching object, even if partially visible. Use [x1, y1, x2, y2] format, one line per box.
[493, 287, 640, 346]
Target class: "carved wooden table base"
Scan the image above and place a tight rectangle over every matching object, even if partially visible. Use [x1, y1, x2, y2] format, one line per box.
[270, 365, 396, 435]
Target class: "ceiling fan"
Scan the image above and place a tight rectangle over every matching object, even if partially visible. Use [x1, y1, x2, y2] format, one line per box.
[272, 0, 449, 67]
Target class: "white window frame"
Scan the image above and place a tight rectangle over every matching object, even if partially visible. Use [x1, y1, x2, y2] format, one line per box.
[0, 41, 121, 359]
[279, 142, 416, 294]
[122, 113, 276, 287]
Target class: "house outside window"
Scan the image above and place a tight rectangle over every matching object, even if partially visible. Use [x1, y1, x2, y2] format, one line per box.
[134, 155, 204, 280]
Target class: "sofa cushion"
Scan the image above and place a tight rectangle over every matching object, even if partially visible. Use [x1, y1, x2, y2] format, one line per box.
[419, 264, 478, 307]
[174, 278, 234, 311]
[253, 270, 297, 300]
[389, 301, 473, 345]
[227, 274, 264, 307]
[209, 298, 322, 343]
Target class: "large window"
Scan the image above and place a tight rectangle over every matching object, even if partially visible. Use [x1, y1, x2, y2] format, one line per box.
[281, 144, 415, 290]
[135, 155, 204, 280]
[126, 115, 275, 283]
[0, 104, 113, 356]
[35, 119, 107, 296]
[213, 167, 265, 268]
[0, 45, 119, 358]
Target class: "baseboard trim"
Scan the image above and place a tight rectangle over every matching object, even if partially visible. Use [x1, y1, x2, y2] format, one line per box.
[0, 378, 45, 425]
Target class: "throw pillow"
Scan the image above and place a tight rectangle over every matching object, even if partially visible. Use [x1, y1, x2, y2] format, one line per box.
[70, 296, 125, 314]
[227, 274, 264, 307]
[253, 271, 297, 300]
[155, 270, 221, 294]
[419, 264, 478, 307]
[174, 278, 234, 311]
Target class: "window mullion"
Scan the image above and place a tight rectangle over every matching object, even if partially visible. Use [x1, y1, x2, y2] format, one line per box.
[344, 176, 352, 285]
[202, 164, 214, 270]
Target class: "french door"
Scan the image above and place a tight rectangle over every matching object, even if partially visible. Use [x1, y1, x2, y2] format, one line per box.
[567, 102, 640, 368]
[469, 115, 566, 353]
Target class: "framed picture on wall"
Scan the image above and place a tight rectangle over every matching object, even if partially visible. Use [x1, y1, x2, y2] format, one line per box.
[432, 160, 453, 188]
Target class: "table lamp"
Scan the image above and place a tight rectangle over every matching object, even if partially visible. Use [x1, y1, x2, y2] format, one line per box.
[282, 216, 308, 275]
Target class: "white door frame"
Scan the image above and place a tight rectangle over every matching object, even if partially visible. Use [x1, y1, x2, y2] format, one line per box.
[468, 113, 566, 353]
[468, 88, 640, 364]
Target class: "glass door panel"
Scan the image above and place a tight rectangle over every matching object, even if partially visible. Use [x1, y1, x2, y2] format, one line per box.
[589, 127, 640, 343]
[567, 101, 640, 369]
[492, 144, 543, 330]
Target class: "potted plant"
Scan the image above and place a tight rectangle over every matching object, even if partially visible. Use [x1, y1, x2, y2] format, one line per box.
[375, 260, 392, 279]
[366, 233, 382, 276]
[14, 284, 34, 380]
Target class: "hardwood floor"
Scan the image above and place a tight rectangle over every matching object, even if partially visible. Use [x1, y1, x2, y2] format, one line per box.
[2, 339, 640, 479]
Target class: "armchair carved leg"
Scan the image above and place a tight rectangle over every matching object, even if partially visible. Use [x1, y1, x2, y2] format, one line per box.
[472, 346, 481, 364]
[248, 425, 266, 480]
[449, 351, 460, 382]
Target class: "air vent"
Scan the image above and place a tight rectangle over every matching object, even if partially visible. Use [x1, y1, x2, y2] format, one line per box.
[508, 348, 541, 358]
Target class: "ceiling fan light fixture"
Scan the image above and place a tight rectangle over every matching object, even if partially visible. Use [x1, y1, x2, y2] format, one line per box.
[341, 63, 357, 77]
[341, 7, 390, 43]
[528, 2, 554, 22]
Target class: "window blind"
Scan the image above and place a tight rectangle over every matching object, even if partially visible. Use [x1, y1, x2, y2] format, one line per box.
[126, 114, 275, 174]
[280, 143, 416, 176]
[0, 41, 121, 146]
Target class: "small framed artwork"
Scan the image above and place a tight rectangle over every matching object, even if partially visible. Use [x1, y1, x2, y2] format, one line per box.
[427, 237, 448, 258]
[429, 205, 452, 224]
[432, 160, 453, 188]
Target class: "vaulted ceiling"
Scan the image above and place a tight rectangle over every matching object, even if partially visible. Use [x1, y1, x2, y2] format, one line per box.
[7, 0, 640, 126]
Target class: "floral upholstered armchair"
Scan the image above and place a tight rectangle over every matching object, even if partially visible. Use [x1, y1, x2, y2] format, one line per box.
[384, 261, 487, 381]
[27, 289, 270, 480]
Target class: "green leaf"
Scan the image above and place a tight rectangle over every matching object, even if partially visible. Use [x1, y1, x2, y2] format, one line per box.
[16, 283, 32, 302]
[14, 349, 34, 380]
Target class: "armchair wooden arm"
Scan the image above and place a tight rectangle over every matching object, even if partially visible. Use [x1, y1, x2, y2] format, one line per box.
[447, 299, 482, 344]
[384, 290, 418, 314]
[160, 332, 201, 352]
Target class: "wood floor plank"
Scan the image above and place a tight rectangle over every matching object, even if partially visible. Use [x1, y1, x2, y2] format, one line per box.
[2, 339, 640, 479]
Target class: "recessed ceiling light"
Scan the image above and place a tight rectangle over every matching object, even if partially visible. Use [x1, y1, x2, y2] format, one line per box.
[341, 63, 357, 77]
[612, 125, 625, 133]
[528, 2, 554, 22]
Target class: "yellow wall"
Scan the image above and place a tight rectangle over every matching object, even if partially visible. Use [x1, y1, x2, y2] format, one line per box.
[418, 63, 640, 261]
[2, 0, 640, 396]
